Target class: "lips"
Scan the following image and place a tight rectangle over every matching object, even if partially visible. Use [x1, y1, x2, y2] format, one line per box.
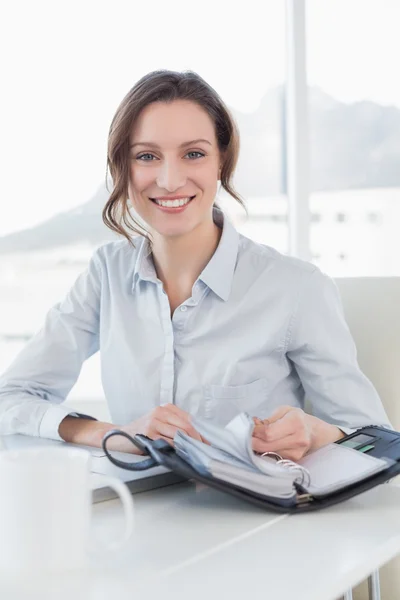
[148, 194, 196, 213]
[149, 195, 196, 208]
[149, 196, 196, 202]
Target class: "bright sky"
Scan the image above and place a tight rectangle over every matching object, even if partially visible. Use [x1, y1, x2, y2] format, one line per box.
[0, 0, 398, 236]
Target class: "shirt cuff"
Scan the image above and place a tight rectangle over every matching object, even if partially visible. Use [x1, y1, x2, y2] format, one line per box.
[38, 406, 97, 441]
[338, 426, 357, 436]
[338, 424, 392, 437]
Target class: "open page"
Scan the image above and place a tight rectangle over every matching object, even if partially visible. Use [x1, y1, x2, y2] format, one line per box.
[174, 413, 299, 501]
[174, 412, 393, 500]
[190, 413, 298, 480]
[298, 442, 392, 496]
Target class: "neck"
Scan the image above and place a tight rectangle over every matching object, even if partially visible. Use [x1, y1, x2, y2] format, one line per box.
[151, 219, 222, 295]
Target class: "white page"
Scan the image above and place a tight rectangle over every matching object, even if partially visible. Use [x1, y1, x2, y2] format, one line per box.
[191, 414, 253, 463]
[299, 443, 392, 496]
[189, 414, 298, 481]
[174, 430, 256, 474]
[177, 414, 393, 500]
[210, 461, 297, 500]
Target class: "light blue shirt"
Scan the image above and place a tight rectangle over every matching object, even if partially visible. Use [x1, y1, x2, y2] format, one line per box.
[0, 209, 391, 441]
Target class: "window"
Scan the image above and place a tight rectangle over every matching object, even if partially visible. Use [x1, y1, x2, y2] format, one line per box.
[307, 0, 400, 276]
[366, 213, 382, 225]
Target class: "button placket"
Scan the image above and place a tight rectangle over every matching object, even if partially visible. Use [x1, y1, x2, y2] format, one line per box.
[172, 303, 190, 332]
[158, 284, 175, 405]
[204, 384, 214, 419]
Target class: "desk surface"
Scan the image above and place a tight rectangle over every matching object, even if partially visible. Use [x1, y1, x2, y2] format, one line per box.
[2, 473, 400, 600]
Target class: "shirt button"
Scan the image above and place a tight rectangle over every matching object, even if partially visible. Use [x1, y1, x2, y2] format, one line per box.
[180, 306, 188, 312]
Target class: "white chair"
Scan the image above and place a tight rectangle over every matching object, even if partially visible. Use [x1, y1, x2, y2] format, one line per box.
[335, 277, 400, 430]
[335, 277, 400, 600]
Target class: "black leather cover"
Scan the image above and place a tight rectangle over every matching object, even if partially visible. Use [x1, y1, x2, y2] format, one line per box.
[102, 426, 400, 513]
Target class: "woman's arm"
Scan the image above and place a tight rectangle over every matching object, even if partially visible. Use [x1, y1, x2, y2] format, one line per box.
[59, 404, 203, 453]
[286, 267, 391, 431]
[0, 251, 102, 441]
[252, 268, 391, 460]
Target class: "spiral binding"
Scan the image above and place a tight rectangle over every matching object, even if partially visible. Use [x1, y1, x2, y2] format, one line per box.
[260, 452, 311, 487]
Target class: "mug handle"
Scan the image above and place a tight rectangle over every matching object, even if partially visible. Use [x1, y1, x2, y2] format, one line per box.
[89, 474, 135, 551]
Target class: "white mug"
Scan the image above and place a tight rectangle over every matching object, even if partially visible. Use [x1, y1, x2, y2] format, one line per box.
[0, 445, 134, 575]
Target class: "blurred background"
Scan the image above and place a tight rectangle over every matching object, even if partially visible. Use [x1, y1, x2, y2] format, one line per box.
[0, 0, 399, 408]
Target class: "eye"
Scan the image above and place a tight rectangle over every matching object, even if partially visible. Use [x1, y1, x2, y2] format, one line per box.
[186, 151, 205, 159]
[136, 153, 157, 161]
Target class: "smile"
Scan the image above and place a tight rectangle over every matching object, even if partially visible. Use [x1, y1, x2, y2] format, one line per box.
[149, 195, 196, 209]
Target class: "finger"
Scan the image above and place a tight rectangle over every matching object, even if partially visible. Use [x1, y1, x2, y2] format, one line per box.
[163, 403, 191, 419]
[158, 435, 174, 446]
[252, 423, 269, 439]
[252, 432, 299, 454]
[252, 416, 271, 440]
[144, 426, 174, 445]
[186, 428, 203, 442]
[252, 418, 295, 442]
[266, 406, 294, 424]
[254, 410, 303, 443]
[164, 404, 204, 441]
[168, 415, 203, 441]
[149, 419, 179, 440]
[161, 405, 201, 438]
[277, 447, 309, 461]
[262, 416, 298, 443]
[256, 445, 307, 462]
[252, 408, 292, 440]
[158, 406, 192, 429]
[154, 416, 202, 443]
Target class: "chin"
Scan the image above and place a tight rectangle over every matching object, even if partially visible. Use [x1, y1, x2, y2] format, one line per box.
[139, 204, 214, 240]
[151, 224, 194, 239]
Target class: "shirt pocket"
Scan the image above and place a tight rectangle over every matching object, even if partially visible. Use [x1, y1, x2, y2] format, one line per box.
[204, 378, 269, 425]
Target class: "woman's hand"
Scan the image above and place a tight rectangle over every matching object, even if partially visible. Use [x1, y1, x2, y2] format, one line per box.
[252, 406, 345, 461]
[61, 404, 203, 455]
[121, 403, 203, 449]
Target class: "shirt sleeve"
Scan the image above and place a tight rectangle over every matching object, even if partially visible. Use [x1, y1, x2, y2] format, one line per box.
[286, 267, 392, 431]
[0, 250, 102, 441]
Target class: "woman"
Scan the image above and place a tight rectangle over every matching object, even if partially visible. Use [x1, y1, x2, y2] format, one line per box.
[0, 70, 391, 461]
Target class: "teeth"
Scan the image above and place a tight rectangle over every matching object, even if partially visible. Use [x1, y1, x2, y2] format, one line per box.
[154, 197, 193, 208]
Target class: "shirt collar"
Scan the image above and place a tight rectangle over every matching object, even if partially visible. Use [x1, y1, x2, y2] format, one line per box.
[199, 208, 239, 301]
[132, 237, 157, 290]
[132, 207, 240, 301]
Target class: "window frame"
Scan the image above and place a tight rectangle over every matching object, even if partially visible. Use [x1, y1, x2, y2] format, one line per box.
[285, 0, 311, 260]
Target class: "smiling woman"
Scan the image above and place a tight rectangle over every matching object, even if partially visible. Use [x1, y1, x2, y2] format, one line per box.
[0, 69, 391, 463]
[127, 100, 222, 240]
[103, 70, 245, 243]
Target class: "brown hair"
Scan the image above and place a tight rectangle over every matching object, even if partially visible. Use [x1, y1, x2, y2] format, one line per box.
[103, 69, 245, 244]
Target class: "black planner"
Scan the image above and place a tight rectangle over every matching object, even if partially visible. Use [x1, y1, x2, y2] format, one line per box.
[101, 420, 400, 513]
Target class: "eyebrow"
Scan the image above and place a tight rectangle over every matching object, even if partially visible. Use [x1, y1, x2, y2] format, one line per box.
[129, 138, 212, 149]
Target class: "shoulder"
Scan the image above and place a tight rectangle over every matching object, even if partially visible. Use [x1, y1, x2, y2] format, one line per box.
[236, 233, 337, 297]
[90, 236, 145, 270]
[81, 237, 146, 293]
[237, 233, 318, 278]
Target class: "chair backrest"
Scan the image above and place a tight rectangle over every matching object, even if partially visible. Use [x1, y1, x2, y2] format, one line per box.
[334, 277, 400, 429]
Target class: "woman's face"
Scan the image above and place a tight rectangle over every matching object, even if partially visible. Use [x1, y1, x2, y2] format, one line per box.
[128, 99, 221, 239]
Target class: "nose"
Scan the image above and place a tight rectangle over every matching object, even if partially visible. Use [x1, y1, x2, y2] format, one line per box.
[156, 159, 187, 192]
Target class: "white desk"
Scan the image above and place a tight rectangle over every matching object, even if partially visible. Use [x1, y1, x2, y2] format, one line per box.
[2, 478, 400, 600]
